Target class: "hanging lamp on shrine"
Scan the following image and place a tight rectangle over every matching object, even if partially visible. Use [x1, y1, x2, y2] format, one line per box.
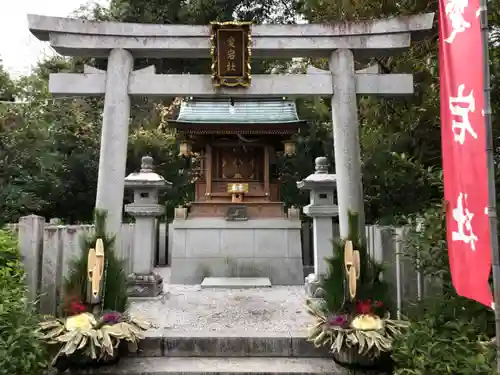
[179, 139, 192, 157]
[283, 139, 297, 156]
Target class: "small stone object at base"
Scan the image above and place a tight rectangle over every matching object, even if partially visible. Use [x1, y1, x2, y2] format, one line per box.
[126, 272, 163, 297]
[305, 273, 325, 298]
[174, 206, 188, 220]
[225, 205, 248, 221]
[288, 206, 300, 221]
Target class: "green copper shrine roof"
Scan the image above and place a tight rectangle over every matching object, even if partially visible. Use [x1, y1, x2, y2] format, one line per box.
[171, 98, 304, 124]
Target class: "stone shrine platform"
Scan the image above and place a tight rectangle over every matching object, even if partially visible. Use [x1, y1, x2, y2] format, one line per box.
[168, 218, 304, 285]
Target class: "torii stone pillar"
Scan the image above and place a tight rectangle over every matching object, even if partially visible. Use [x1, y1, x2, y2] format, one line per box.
[96, 49, 133, 236]
[329, 49, 365, 238]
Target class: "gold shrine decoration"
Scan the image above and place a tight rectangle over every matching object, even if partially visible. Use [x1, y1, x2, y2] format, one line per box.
[87, 238, 105, 299]
[227, 183, 249, 193]
[210, 21, 252, 88]
[344, 240, 361, 300]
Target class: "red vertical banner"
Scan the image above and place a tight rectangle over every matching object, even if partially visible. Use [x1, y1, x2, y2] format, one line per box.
[439, 0, 493, 307]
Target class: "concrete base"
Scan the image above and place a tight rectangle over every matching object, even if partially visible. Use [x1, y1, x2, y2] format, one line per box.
[201, 277, 272, 289]
[169, 218, 304, 285]
[126, 272, 163, 297]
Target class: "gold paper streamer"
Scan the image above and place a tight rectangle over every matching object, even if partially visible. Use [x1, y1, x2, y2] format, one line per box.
[87, 238, 105, 299]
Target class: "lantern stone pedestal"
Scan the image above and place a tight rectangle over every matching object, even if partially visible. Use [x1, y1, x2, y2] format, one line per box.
[297, 157, 338, 297]
[124, 156, 172, 298]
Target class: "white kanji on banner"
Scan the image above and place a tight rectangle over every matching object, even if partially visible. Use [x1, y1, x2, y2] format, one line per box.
[444, 0, 471, 43]
[449, 84, 477, 144]
[452, 192, 478, 251]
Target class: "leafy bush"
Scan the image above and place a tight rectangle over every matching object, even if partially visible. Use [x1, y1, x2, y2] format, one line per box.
[0, 230, 49, 375]
[64, 210, 128, 313]
[391, 204, 496, 374]
[392, 296, 495, 375]
[0, 229, 22, 276]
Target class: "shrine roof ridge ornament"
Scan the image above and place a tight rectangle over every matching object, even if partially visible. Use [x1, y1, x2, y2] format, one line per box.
[27, 13, 434, 59]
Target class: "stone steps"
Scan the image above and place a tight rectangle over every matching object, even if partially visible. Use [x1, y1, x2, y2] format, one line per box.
[80, 357, 351, 374]
[131, 331, 331, 358]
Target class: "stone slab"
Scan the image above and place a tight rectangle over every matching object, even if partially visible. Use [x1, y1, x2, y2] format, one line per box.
[70, 357, 351, 374]
[128, 293, 167, 303]
[126, 331, 330, 358]
[49, 73, 414, 98]
[29, 13, 434, 38]
[29, 13, 434, 58]
[169, 257, 304, 285]
[169, 219, 304, 285]
[201, 277, 272, 289]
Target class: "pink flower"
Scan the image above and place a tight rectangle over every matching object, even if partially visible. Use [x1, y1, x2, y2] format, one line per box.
[328, 315, 349, 328]
[103, 312, 122, 324]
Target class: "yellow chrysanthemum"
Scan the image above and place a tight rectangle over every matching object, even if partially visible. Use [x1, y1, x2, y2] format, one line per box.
[65, 313, 97, 331]
[351, 314, 384, 330]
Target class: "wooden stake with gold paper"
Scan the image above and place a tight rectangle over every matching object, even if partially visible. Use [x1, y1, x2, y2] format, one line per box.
[87, 238, 106, 312]
[344, 240, 361, 301]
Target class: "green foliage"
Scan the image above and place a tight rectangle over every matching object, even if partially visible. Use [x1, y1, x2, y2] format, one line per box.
[402, 203, 449, 282]
[321, 212, 390, 314]
[0, 231, 49, 375]
[0, 60, 17, 103]
[0, 229, 22, 276]
[64, 210, 128, 313]
[391, 205, 496, 374]
[392, 296, 495, 375]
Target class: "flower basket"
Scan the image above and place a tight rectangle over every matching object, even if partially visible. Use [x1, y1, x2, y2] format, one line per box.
[306, 300, 408, 371]
[52, 345, 122, 373]
[37, 312, 150, 373]
[332, 346, 393, 371]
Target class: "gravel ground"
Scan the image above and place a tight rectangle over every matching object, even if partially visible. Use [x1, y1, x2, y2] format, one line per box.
[127, 267, 314, 334]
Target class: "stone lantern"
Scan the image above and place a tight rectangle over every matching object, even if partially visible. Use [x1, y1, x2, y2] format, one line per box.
[124, 155, 172, 297]
[297, 156, 338, 283]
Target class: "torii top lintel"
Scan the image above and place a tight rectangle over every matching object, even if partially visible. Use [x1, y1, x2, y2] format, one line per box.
[27, 13, 434, 59]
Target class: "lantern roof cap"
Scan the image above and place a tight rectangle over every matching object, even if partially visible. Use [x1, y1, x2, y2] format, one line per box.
[125, 156, 172, 189]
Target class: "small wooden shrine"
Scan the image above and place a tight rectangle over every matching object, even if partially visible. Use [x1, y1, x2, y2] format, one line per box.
[170, 97, 305, 219]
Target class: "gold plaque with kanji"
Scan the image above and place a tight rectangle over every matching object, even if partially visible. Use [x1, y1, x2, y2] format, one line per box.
[210, 21, 252, 88]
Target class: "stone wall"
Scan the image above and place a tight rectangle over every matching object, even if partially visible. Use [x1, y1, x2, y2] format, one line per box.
[5, 215, 160, 315]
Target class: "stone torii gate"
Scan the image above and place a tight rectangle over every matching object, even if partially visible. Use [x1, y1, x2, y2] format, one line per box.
[28, 13, 434, 238]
